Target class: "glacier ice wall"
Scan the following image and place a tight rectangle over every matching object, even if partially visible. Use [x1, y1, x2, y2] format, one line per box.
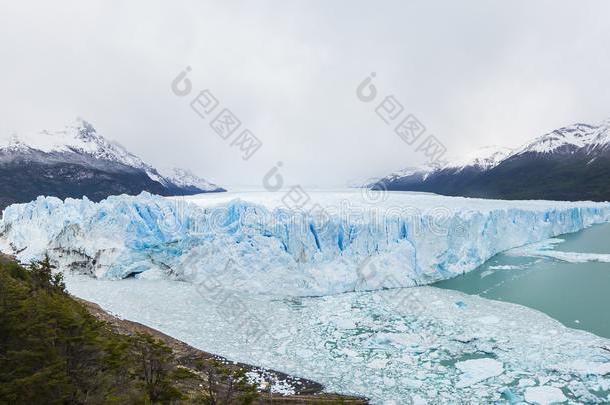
[1, 192, 609, 296]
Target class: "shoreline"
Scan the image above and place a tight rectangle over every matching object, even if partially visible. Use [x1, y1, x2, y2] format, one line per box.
[76, 296, 368, 404]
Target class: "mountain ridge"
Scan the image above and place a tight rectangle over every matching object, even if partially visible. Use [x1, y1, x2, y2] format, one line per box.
[0, 119, 225, 210]
[371, 119, 610, 201]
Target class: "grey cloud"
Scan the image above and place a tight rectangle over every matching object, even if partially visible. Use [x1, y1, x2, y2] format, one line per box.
[1, 0, 609, 187]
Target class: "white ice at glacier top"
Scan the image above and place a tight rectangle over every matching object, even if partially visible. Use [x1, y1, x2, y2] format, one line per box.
[1, 190, 610, 296]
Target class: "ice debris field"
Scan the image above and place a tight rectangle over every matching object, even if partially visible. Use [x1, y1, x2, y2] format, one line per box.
[63, 275, 610, 404]
[3, 190, 610, 403]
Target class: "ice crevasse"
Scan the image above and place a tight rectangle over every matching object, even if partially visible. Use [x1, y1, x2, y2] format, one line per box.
[1, 190, 609, 296]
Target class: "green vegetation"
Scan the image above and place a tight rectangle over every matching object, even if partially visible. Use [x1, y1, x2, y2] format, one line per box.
[0, 255, 259, 404]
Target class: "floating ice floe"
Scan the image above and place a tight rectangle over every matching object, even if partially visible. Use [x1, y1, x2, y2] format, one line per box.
[524, 386, 567, 404]
[455, 358, 504, 387]
[488, 264, 524, 270]
[507, 237, 610, 263]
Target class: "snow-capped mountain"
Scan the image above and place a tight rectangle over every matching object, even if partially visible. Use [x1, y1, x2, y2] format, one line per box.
[371, 119, 610, 201]
[0, 119, 225, 209]
[514, 121, 610, 155]
[378, 145, 513, 180]
[158, 167, 221, 193]
[368, 145, 513, 191]
[4, 120, 151, 169]
[447, 145, 513, 171]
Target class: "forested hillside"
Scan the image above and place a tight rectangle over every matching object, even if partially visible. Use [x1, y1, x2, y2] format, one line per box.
[0, 255, 257, 404]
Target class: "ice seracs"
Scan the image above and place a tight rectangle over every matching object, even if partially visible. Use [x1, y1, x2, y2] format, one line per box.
[1, 190, 609, 296]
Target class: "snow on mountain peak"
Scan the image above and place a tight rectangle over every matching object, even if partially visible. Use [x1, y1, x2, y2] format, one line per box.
[158, 167, 221, 192]
[380, 145, 513, 183]
[380, 161, 439, 183]
[447, 145, 513, 171]
[1, 118, 151, 171]
[370, 117, 610, 199]
[0, 119, 225, 194]
[382, 118, 610, 184]
[514, 120, 610, 155]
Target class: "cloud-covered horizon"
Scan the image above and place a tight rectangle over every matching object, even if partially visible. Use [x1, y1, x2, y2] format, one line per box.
[2, 0, 610, 187]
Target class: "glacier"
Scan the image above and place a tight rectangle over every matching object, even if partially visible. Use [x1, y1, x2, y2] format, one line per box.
[4, 190, 610, 403]
[1, 190, 609, 296]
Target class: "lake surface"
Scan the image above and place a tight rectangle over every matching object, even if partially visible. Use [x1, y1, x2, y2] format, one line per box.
[436, 222, 610, 339]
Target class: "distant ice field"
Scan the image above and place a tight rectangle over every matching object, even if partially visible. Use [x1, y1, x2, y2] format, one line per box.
[179, 188, 606, 213]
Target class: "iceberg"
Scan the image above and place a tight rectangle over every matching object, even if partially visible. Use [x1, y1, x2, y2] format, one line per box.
[1, 190, 609, 296]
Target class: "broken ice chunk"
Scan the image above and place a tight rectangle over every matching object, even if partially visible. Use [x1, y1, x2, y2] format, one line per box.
[455, 358, 503, 388]
[524, 386, 567, 404]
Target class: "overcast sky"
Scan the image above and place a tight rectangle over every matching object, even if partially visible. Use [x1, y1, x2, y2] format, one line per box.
[1, 1, 610, 187]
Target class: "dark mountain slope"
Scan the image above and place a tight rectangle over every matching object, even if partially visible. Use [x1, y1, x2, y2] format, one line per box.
[372, 120, 610, 201]
[0, 120, 225, 210]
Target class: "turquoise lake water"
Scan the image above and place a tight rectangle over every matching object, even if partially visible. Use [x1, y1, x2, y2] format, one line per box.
[436, 222, 610, 339]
